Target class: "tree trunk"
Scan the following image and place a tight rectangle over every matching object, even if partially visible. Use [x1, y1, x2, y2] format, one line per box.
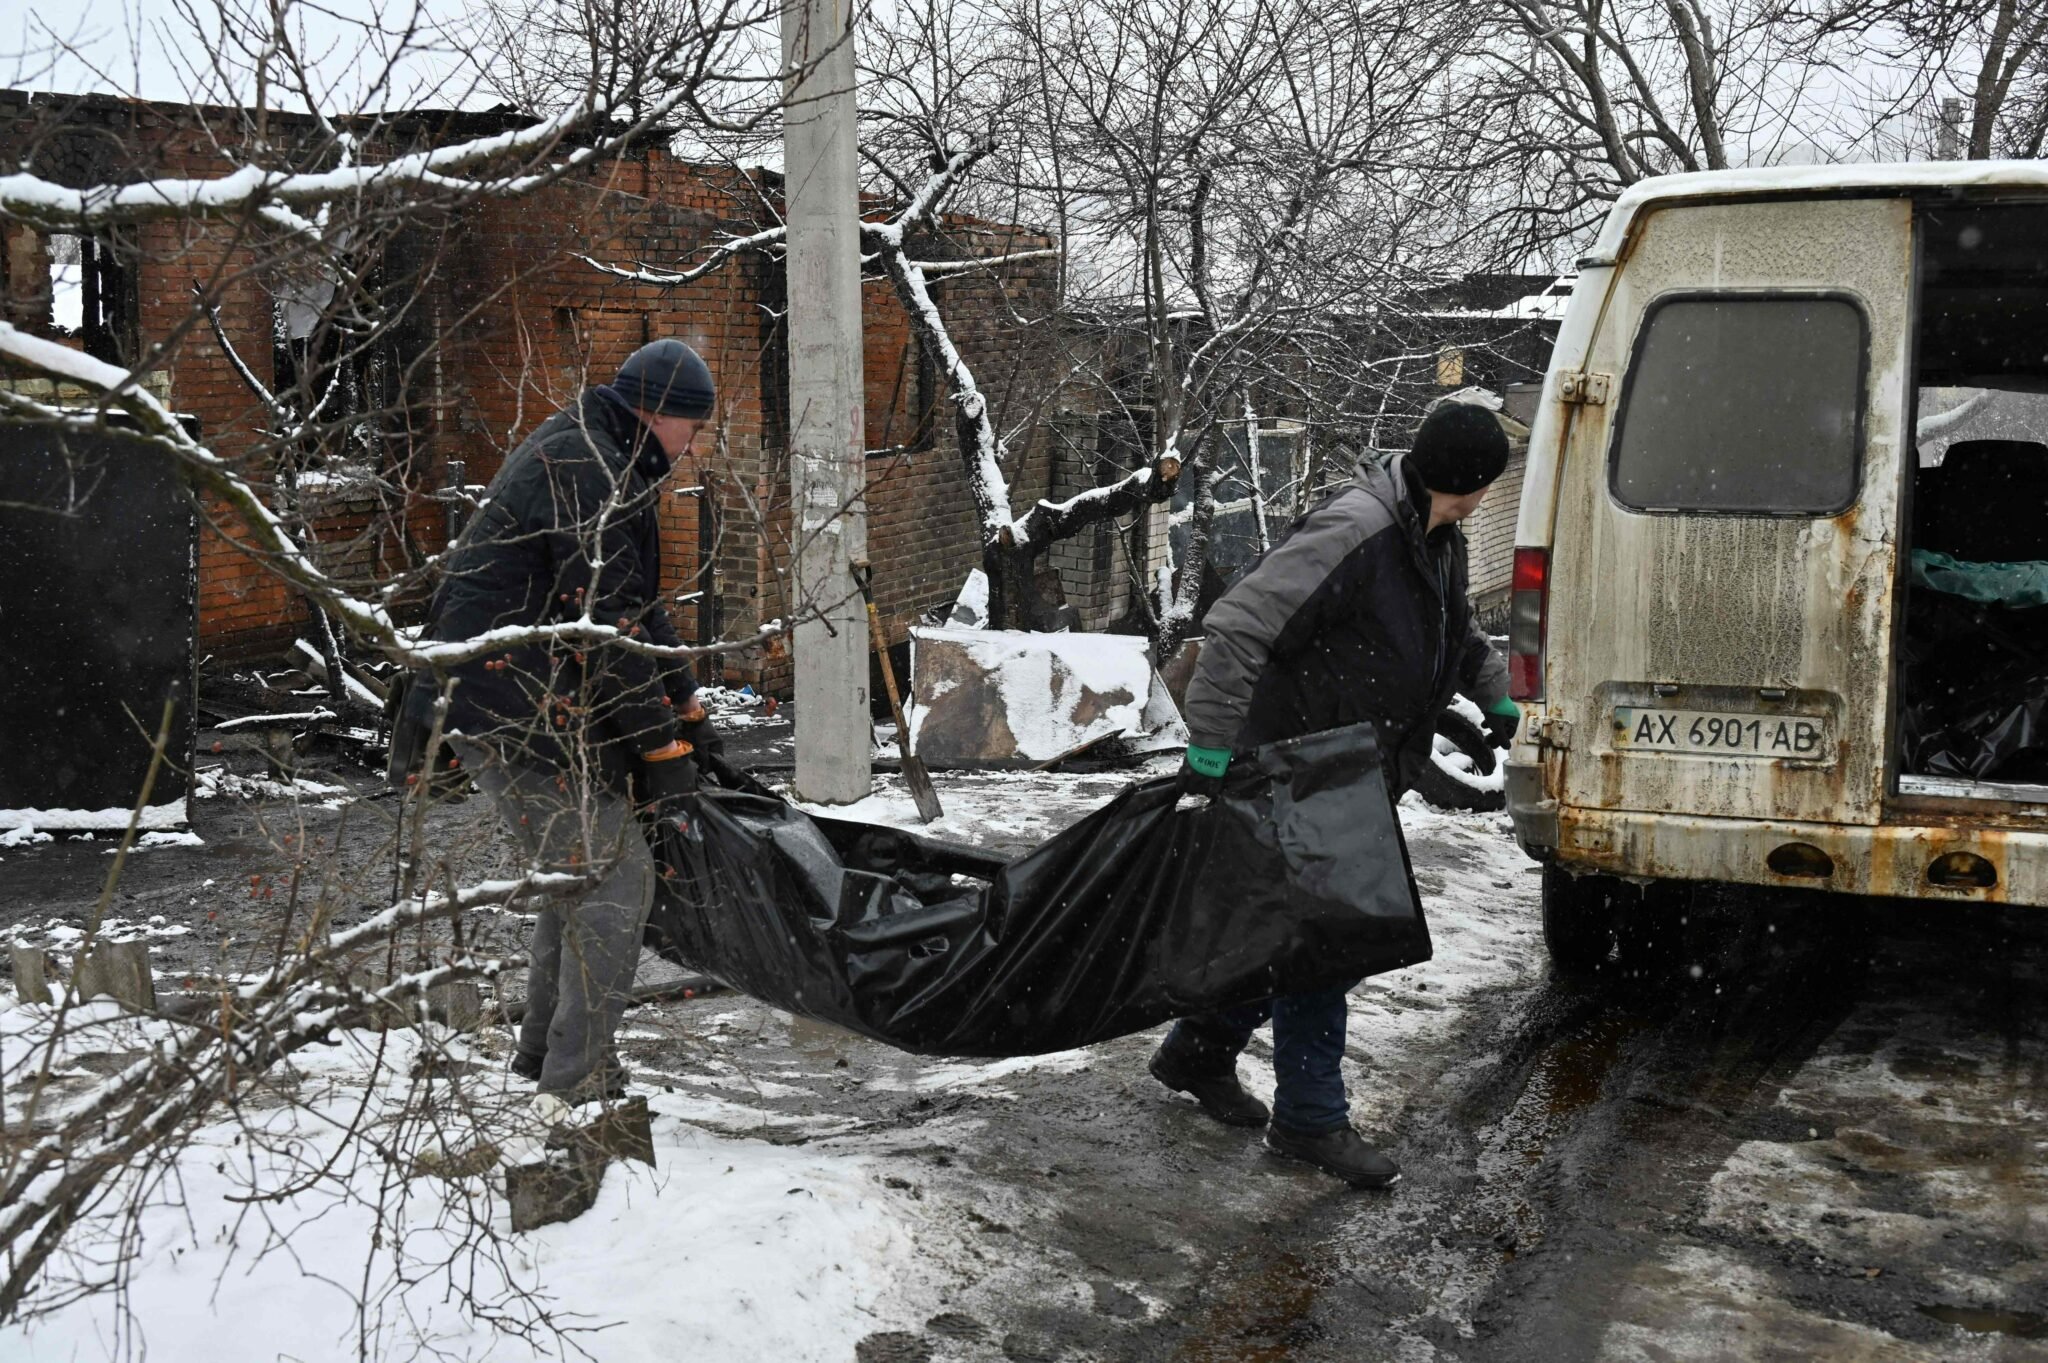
[1155, 436, 1219, 659]
[983, 535, 1059, 632]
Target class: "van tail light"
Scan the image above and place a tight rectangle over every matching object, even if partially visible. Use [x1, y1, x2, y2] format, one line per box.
[1508, 547, 1548, 702]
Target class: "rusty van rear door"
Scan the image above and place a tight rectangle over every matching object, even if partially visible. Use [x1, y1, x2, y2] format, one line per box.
[1545, 196, 1912, 827]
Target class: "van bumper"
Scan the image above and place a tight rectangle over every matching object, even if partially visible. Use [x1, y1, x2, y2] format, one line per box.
[1549, 804, 2048, 907]
[1505, 760, 1559, 857]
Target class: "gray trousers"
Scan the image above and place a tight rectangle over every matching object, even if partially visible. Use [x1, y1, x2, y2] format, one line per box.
[453, 739, 654, 1096]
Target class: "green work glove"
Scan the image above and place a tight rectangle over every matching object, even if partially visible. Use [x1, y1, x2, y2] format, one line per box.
[1180, 744, 1232, 798]
[1482, 696, 1521, 748]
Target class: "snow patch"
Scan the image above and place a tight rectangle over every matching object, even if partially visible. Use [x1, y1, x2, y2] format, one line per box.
[0, 799, 187, 833]
[111, 830, 206, 851]
[792, 765, 1158, 848]
[0, 1023, 948, 1363]
[866, 1048, 1094, 1095]
[2, 915, 195, 951]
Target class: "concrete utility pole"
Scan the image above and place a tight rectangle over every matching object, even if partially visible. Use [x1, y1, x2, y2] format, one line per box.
[783, 0, 871, 803]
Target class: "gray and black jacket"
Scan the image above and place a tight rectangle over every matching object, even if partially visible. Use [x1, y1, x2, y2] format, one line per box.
[404, 387, 696, 785]
[1182, 454, 1508, 790]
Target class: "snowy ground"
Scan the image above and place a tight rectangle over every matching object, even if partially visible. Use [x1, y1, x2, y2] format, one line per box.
[3, 716, 2043, 1362]
[0, 756, 1547, 1363]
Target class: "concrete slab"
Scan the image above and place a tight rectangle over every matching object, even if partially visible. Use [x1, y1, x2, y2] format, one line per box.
[906, 628, 1186, 769]
[71, 939, 155, 1011]
[8, 943, 52, 1004]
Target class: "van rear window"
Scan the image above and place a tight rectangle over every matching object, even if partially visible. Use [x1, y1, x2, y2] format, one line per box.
[1610, 296, 1865, 514]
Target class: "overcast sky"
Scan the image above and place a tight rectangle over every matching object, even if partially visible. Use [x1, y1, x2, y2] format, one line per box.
[7, 0, 490, 109]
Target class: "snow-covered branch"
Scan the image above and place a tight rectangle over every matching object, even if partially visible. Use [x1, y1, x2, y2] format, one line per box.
[0, 859, 594, 1312]
[1014, 456, 1182, 546]
[575, 221, 792, 286]
[905, 248, 1060, 275]
[0, 86, 704, 235]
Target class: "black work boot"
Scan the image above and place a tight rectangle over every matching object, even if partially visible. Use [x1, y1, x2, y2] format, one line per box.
[509, 1049, 545, 1082]
[515, 1051, 627, 1102]
[1149, 1045, 1270, 1128]
[1263, 1124, 1401, 1189]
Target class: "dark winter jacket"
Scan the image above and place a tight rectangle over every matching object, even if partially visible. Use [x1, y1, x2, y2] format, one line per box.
[1181, 454, 1508, 791]
[406, 387, 696, 779]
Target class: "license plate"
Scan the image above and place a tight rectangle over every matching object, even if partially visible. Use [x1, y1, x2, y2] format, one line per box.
[1612, 708, 1829, 759]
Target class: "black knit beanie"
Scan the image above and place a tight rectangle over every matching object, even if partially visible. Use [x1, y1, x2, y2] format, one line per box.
[1409, 402, 1509, 494]
[613, 339, 716, 418]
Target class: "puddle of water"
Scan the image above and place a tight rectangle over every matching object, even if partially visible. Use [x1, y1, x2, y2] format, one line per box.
[1918, 1304, 2048, 1339]
[785, 1013, 863, 1066]
[1512, 1011, 1644, 1165]
[1176, 1251, 1330, 1363]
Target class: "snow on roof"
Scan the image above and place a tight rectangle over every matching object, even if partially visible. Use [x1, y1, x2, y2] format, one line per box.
[1430, 288, 1574, 322]
[1589, 160, 2048, 261]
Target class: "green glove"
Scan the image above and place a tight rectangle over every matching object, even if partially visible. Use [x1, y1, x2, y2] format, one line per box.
[1181, 744, 1232, 797]
[1482, 696, 1521, 747]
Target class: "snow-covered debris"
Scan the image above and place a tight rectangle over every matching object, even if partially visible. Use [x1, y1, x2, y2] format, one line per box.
[907, 628, 1187, 768]
[194, 765, 351, 806]
[695, 685, 782, 730]
[945, 568, 990, 628]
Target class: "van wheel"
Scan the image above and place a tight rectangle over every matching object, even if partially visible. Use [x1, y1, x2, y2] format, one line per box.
[1541, 867, 1624, 977]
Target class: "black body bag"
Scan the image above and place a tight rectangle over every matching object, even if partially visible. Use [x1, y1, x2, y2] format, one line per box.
[645, 721, 1428, 1058]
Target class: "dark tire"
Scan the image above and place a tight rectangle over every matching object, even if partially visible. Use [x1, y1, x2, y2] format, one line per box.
[1541, 866, 1627, 977]
[1411, 709, 1506, 813]
[1437, 708, 1498, 778]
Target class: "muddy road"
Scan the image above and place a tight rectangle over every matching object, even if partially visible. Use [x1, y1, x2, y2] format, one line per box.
[1134, 894, 2047, 1363]
[3, 717, 2045, 1362]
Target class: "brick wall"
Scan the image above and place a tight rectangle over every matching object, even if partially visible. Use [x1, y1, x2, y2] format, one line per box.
[1465, 449, 1526, 610]
[3, 91, 1066, 693]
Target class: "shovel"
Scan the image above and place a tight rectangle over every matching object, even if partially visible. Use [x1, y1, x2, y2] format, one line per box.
[853, 561, 943, 824]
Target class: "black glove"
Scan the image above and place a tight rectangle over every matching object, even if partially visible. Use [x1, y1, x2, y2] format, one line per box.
[1482, 701, 1521, 748]
[639, 748, 699, 813]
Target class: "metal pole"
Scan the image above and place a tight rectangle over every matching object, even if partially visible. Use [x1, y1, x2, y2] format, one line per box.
[783, 0, 871, 803]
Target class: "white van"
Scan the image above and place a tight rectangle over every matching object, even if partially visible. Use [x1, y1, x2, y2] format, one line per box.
[1504, 162, 2048, 972]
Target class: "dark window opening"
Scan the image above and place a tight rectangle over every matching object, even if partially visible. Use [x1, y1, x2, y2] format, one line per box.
[46, 230, 138, 366]
[753, 244, 790, 454]
[1898, 202, 2048, 790]
[1609, 295, 1866, 515]
[869, 271, 942, 458]
[869, 333, 939, 457]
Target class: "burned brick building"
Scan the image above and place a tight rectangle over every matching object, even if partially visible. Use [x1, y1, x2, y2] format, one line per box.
[0, 89, 1066, 693]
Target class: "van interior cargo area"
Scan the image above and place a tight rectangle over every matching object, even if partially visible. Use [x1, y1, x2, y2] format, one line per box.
[1897, 203, 2048, 799]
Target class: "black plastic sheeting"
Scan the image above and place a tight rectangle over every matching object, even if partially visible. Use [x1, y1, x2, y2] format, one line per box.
[1898, 586, 2048, 782]
[646, 722, 1427, 1057]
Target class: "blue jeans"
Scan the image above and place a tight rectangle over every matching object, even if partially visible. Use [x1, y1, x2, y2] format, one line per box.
[1162, 979, 1359, 1134]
